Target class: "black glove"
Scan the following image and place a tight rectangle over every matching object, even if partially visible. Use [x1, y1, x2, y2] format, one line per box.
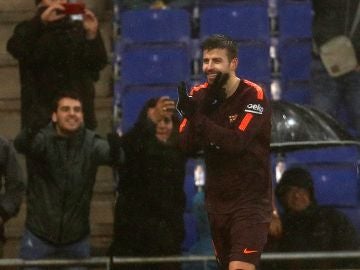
[201, 72, 229, 113]
[176, 81, 196, 117]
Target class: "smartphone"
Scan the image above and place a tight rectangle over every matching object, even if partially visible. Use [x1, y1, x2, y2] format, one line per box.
[62, 2, 85, 15]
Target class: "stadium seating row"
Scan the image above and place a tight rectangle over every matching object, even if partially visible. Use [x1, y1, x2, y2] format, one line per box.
[116, 0, 313, 131]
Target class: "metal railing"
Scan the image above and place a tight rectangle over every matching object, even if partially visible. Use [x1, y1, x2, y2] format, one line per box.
[1, 251, 360, 269]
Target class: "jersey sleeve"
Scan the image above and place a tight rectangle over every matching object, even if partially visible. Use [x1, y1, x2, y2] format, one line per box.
[178, 84, 208, 155]
[181, 80, 271, 155]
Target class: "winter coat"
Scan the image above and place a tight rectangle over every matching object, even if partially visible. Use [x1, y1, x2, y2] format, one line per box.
[14, 124, 112, 244]
[7, 14, 108, 130]
[269, 204, 359, 269]
[111, 106, 186, 258]
[0, 137, 25, 242]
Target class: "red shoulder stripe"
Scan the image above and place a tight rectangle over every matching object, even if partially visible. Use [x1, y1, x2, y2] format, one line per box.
[238, 113, 254, 131]
[179, 83, 207, 133]
[179, 118, 188, 133]
[243, 80, 264, 100]
[190, 82, 208, 95]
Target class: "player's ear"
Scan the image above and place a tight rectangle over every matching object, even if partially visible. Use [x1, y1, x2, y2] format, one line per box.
[230, 57, 238, 71]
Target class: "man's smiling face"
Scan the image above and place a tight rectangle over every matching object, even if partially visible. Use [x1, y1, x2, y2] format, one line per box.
[52, 97, 84, 136]
[202, 48, 237, 84]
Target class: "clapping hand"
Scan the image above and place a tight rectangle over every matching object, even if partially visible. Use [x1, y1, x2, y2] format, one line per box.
[176, 73, 229, 117]
[176, 81, 196, 118]
[201, 72, 229, 113]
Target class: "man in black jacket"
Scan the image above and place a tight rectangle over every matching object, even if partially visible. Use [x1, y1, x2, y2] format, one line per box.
[15, 92, 121, 270]
[7, 0, 108, 130]
[0, 137, 25, 257]
[272, 167, 359, 269]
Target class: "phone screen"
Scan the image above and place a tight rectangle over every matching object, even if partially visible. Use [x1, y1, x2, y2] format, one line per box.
[62, 3, 85, 15]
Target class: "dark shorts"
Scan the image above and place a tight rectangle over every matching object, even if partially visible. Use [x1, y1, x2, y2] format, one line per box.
[208, 211, 270, 269]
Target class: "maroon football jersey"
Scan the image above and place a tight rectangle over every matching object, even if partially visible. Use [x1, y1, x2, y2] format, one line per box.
[179, 79, 272, 223]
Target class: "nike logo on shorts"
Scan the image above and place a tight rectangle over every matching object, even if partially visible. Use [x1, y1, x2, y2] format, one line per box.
[243, 248, 258, 254]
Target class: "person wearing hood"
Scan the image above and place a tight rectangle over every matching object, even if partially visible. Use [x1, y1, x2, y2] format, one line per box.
[109, 96, 187, 270]
[273, 167, 359, 269]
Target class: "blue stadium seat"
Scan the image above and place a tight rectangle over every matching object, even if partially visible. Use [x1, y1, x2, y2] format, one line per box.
[277, 1, 312, 90]
[338, 208, 360, 237]
[278, 146, 360, 207]
[121, 45, 191, 86]
[310, 163, 358, 206]
[336, 105, 357, 136]
[198, 3, 271, 85]
[120, 85, 179, 132]
[121, 9, 191, 44]
[182, 159, 200, 252]
[278, 39, 312, 80]
[200, 0, 267, 5]
[277, 0, 312, 40]
[281, 80, 311, 104]
[183, 213, 197, 252]
[199, 3, 270, 42]
[236, 41, 271, 83]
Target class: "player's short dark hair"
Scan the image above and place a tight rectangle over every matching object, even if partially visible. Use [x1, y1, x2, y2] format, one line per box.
[201, 34, 238, 61]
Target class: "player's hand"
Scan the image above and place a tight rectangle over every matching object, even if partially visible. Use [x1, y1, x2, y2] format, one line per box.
[176, 81, 196, 118]
[201, 72, 229, 113]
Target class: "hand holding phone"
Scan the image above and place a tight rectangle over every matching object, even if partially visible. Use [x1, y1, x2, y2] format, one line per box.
[39, 4, 66, 23]
[161, 97, 176, 113]
[83, 9, 99, 39]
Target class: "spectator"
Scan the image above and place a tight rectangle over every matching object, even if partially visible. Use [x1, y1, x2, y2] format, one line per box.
[7, 0, 108, 130]
[272, 167, 359, 269]
[311, 0, 360, 136]
[14, 92, 122, 270]
[177, 34, 272, 270]
[0, 137, 25, 257]
[109, 96, 187, 270]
